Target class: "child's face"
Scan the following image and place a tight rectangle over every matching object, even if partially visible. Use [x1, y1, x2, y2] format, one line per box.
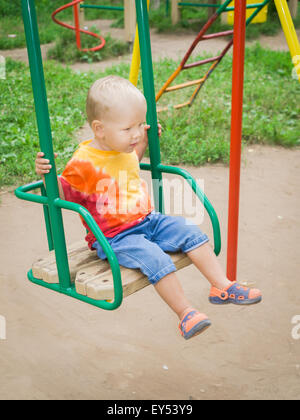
[95, 100, 147, 153]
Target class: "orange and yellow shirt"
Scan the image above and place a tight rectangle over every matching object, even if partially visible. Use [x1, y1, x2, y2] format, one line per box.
[60, 140, 153, 248]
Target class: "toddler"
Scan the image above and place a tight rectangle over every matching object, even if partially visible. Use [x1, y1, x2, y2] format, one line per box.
[35, 75, 262, 340]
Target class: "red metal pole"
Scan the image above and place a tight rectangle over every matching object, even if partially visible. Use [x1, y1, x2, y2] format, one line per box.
[226, 0, 246, 281]
[73, 2, 81, 50]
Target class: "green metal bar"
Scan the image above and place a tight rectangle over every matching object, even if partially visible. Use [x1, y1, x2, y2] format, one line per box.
[178, 1, 267, 11]
[216, 0, 234, 15]
[136, 0, 164, 212]
[41, 184, 54, 251]
[178, 3, 222, 7]
[166, 0, 170, 16]
[21, 0, 71, 291]
[246, 0, 270, 25]
[54, 198, 123, 309]
[226, 2, 269, 12]
[158, 164, 221, 255]
[135, 0, 164, 214]
[177, 0, 234, 15]
[140, 163, 221, 255]
[15, 180, 123, 310]
[80, 4, 124, 11]
[15, 181, 47, 204]
[27, 270, 120, 310]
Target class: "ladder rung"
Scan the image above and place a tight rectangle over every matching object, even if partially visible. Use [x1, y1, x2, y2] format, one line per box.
[165, 78, 205, 92]
[183, 55, 220, 70]
[157, 101, 191, 113]
[202, 30, 233, 40]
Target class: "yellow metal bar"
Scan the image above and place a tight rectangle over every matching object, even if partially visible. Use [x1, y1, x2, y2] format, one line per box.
[274, 0, 300, 81]
[129, 0, 150, 86]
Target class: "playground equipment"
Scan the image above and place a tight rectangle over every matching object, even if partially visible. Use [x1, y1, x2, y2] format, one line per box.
[168, 0, 269, 24]
[16, 0, 221, 310]
[156, 0, 300, 111]
[52, 1, 138, 47]
[274, 0, 300, 80]
[52, 0, 106, 52]
[224, 0, 269, 24]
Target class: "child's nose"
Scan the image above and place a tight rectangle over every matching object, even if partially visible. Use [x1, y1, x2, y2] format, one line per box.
[132, 128, 141, 138]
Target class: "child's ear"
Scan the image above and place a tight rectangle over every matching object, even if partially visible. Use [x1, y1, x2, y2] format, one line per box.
[92, 120, 104, 138]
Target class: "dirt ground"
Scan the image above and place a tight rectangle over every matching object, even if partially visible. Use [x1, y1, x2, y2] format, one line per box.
[0, 21, 300, 400]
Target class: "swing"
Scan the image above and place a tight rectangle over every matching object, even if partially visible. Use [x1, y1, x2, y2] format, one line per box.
[15, 0, 221, 310]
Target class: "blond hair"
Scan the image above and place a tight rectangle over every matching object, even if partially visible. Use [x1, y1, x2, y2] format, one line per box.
[86, 75, 146, 126]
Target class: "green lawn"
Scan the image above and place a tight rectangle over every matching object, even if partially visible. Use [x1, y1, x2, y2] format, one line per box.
[0, 0, 125, 50]
[0, 44, 299, 188]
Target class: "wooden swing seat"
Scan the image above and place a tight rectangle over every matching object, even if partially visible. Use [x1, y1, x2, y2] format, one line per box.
[32, 240, 193, 300]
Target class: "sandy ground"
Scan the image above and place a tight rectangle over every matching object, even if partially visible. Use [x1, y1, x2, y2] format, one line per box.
[1, 21, 300, 400]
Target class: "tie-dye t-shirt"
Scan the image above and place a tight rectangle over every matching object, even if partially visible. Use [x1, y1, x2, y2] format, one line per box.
[60, 140, 153, 249]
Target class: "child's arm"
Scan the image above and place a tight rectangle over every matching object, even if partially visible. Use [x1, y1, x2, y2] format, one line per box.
[135, 123, 162, 162]
[35, 152, 65, 200]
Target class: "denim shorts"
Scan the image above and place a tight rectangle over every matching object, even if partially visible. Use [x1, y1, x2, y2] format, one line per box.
[92, 211, 209, 285]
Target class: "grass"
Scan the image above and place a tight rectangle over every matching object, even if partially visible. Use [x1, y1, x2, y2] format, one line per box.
[0, 44, 299, 188]
[47, 26, 130, 64]
[0, 0, 124, 50]
[0, 0, 67, 49]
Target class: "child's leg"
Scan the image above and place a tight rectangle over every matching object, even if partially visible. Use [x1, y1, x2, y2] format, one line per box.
[154, 271, 211, 339]
[153, 271, 193, 320]
[186, 242, 231, 290]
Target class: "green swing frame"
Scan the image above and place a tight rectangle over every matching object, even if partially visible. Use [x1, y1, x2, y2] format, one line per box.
[15, 0, 221, 310]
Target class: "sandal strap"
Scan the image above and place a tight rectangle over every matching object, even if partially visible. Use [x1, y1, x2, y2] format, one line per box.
[209, 283, 235, 300]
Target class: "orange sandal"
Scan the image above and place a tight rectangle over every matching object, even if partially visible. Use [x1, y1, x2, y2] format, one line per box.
[179, 309, 211, 340]
[209, 282, 262, 305]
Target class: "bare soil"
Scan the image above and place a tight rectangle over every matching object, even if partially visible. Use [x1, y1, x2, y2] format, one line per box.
[0, 21, 300, 400]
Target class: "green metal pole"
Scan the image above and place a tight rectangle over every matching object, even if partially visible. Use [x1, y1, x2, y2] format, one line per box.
[21, 0, 71, 290]
[41, 184, 54, 251]
[135, 0, 164, 214]
[80, 4, 124, 11]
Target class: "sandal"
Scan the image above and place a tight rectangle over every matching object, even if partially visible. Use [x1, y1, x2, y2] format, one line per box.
[179, 309, 211, 340]
[209, 281, 262, 305]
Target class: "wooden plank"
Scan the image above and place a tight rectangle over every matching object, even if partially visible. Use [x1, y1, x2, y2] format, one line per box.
[32, 237, 194, 299]
[171, 0, 180, 25]
[289, 0, 298, 19]
[75, 251, 192, 300]
[32, 240, 98, 284]
[124, 0, 136, 42]
[221, 0, 228, 25]
[79, 0, 85, 27]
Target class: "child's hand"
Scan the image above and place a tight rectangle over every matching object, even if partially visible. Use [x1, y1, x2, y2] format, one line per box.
[144, 121, 162, 138]
[157, 122, 162, 137]
[35, 151, 58, 176]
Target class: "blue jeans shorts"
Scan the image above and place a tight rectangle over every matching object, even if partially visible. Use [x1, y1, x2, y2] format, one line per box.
[92, 211, 209, 285]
